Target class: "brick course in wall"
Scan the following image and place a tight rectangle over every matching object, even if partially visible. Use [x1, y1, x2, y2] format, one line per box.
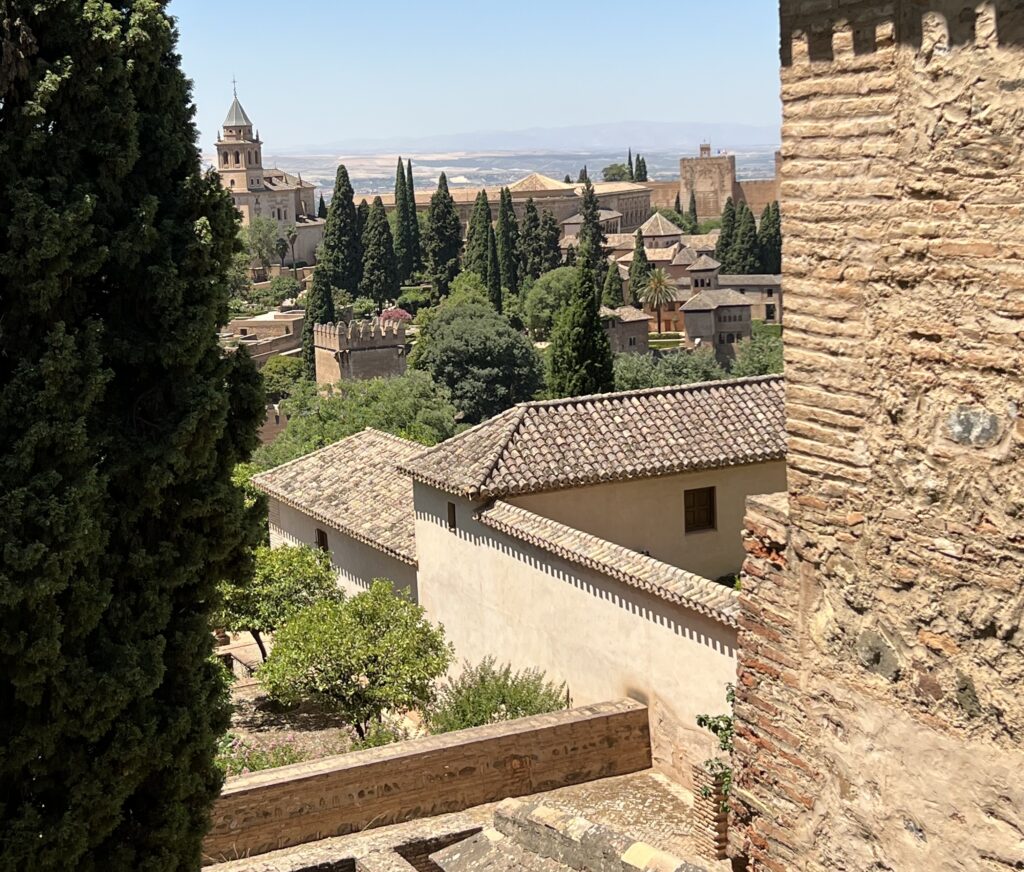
[732, 3, 1024, 870]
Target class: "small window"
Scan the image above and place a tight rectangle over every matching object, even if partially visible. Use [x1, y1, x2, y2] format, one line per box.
[719, 334, 725, 344]
[315, 528, 329, 552]
[446, 502, 457, 532]
[767, 289, 774, 298]
[766, 304, 777, 321]
[221, 151, 228, 166]
[234, 150, 240, 165]
[684, 487, 716, 533]
[628, 336, 637, 347]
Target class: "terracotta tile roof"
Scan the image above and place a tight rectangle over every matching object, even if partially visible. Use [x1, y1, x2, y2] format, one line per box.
[687, 254, 722, 272]
[680, 232, 719, 252]
[562, 209, 622, 225]
[617, 244, 681, 265]
[509, 173, 576, 192]
[600, 305, 653, 323]
[476, 501, 740, 626]
[672, 246, 698, 266]
[681, 289, 752, 311]
[640, 212, 685, 236]
[401, 376, 785, 499]
[718, 274, 782, 286]
[252, 429, 421, 565]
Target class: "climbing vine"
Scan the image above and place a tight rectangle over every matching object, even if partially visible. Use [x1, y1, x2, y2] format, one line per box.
[696, 683, 735, 810]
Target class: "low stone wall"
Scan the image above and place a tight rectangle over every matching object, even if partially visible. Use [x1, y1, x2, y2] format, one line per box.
[204, 700, 651, 865]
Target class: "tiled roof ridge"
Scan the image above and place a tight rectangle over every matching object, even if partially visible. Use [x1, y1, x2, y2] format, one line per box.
[251, 427, 419, 481]
[517, 373, 782, 412]
[476, 501, 739, 627]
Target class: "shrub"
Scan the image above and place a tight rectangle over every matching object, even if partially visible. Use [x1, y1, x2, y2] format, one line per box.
[260, 355, 306, 402]
[350, 718, 412, 751]
[215, 732, 308, 777]
[397, 285, 432, 315]
[427, 657, 569, 734]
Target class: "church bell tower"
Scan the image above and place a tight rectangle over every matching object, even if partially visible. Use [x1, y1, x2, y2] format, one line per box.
[214, 84, 264, 193]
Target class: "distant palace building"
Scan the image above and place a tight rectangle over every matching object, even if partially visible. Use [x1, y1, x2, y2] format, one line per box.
[215, 90, 325, 266]
[678, 142, 782, 222]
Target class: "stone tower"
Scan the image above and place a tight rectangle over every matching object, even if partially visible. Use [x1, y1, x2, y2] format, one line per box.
[214, 87, 263, 194]
[731, 2, 1024, 871]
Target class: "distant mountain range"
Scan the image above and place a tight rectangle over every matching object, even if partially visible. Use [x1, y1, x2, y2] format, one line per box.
[271, 120, 780, 155]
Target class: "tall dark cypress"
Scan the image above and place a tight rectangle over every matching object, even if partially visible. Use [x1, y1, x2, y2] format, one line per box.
[634, 155, 648, 182]
[539, 210, 563, 274]
[758, 201, 782, 274]
[486, 224, 502, 312]
[0, 5, 263, 867]
[393, 157, 413, 283]
[628, 229, 652, 306]
[577, 165, 588, 183]
[405, 160, 422, 271]
[548, 264, 615, 398]
[728, 203, 760, 274]
[576, 179, 606, 287]
[464, 190, 492, 278]
[688, 190, 699, 227]
[356, 198, 370, 240]
[318, 193, 328, 219]
[627, 148, 634, 181]
[674, 192, 682, 214]
[302, 270, 336, 378]
[315, 164, 361, 297]
[360, 196, 399, 311]
[521, 197, 543, 280]
[602, 261, 624, 308]
[496, 188, 520, 295]
[715, 197, 737, 265]
[424, 173, 462, 299]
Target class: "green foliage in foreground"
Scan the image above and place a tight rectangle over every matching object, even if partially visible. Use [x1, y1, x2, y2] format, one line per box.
[215, 545, 341, 661]
[612, 347, 727, 392]
[427, 657, 569, 734]
[260, 355, 307, 402]
[697, 684, 735, 811]
[260, 582, 452, 739]
[215, 733, 309, 777]
[730, 321, 784, 377]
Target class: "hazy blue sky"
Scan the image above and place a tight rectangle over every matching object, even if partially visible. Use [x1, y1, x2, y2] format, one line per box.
[168, 0, 782, 150]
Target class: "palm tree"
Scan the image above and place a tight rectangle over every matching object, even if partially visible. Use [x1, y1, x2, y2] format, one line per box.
[274, 236, 289, 270]
[285, 225, 299, 279]
[640, 267, 676, 335]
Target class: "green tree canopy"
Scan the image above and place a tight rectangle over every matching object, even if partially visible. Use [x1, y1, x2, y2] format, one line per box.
[520, 197, 544, 280]
[688, 190, 698, 227]
[727, 203, 760, 274]
[359, 196, 398, 311]
[613, 353, 660, 391]
[274, 235, 289, 267]
[634, 155, 648, 181]
[523, 266, 579, 340]
[318, 193, 328, 219]
[758, 201, 782, 274]
[730, 321, 784, 377]
[260, 355, 307, 403]
[301, 268, 336, 378]
[486, 223, 502, 312]
[547, 265, 615, 398]
[657, 347, 727, 385]
[406, 160, 422, 272]
[252, 372, 458, 470]
[602, 261, 624, 308]
[243, 216, 280, 271]
[0, 4, 264, 865]
[496, 188, 521, 296]
[216, 545, 341, 661]
[714, 197, 737, 264]
[639, 267, 676, 334]
[576, 179, 606, 284]
[427, 657, 568, 734]
[410, 299, 544, 423]
[628, 229, 651, 305]
[464, 189, 492, 279]
[602, 163, 630, 182]
[539, 209, 563, 274]
[424, 173, 462, 299]
[628, 148, 635, 181]
[356, 198, 370, 240]
[393, 156, 414, 283]
[260, 582, 452, 739]
[316, 164, 362, 296]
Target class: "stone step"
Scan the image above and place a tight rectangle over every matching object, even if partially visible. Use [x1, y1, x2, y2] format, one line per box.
[432, 828, 568, 872]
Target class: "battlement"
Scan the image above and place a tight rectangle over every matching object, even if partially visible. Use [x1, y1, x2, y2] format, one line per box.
[781, 1, 1023, 67]
[313, 318, 408, 353]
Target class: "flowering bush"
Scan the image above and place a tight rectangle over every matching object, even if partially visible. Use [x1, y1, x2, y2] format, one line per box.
[215, 732, 308, 777]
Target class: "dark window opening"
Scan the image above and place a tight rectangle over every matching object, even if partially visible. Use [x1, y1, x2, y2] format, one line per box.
[315, 528, 329, 551]
[447, 502, 457, 532]
[684, 487, 716, 533]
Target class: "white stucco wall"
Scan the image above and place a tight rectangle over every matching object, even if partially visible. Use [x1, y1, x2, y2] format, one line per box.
[268, 499, 418, 601]
[413, 484, 737, 787]
[508, 461, 786, 581]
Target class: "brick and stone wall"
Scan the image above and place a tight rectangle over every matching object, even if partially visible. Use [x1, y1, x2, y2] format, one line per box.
[203, 700, 652, 865]
[732, 3, 1024, 870]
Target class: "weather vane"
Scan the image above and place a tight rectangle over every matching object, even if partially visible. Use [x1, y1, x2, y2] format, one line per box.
[232, 76, 237, 97]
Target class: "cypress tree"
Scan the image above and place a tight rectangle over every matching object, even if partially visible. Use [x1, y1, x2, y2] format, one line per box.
[302, 270, 337, 378]
[496, 188, 520, 296]
[729, 203, 761, 274]
[406, 160, 422, 271]
[565, 245, 577, 266]
[715, 197, 737, 265]
[486, 224, 502, 312]
[602, 261, 625, 308]
[315, 164, 361, 296]
[464, 190, 492, 278]
[360, 196, 399, 312]
[628, 148, 635, 181]
[318, 193, 328, 219]
[634, 155, 648, 182]
[356, 198, 370, 240]
[688, 190, 699, 227]
[424, 173, 462, 299]
[521, 197, 543, 280]
[540, 210, 563, 274]
[0, 5, 263, 867]
[758, 201, 782, 274]
[576, 178, 606, 285]
[564, 174, 573, 184]
[393, 157, 413, 284]
[548, 264, 615, 398]
[674, 192, 682, 214]
[577, 165, 588, 183]
[628, 229, 652, 305]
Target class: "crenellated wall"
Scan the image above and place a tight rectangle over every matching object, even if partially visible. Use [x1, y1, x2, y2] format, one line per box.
[313, 319, 408, 385]
[732, 2, 1024, 870]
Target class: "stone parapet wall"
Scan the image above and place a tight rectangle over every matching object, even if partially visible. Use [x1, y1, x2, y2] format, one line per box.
[203, 700, 652, 865]
[313, 319, 407, 352]
[690, 764, 728, 863]
[313, 319, 408, 384]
